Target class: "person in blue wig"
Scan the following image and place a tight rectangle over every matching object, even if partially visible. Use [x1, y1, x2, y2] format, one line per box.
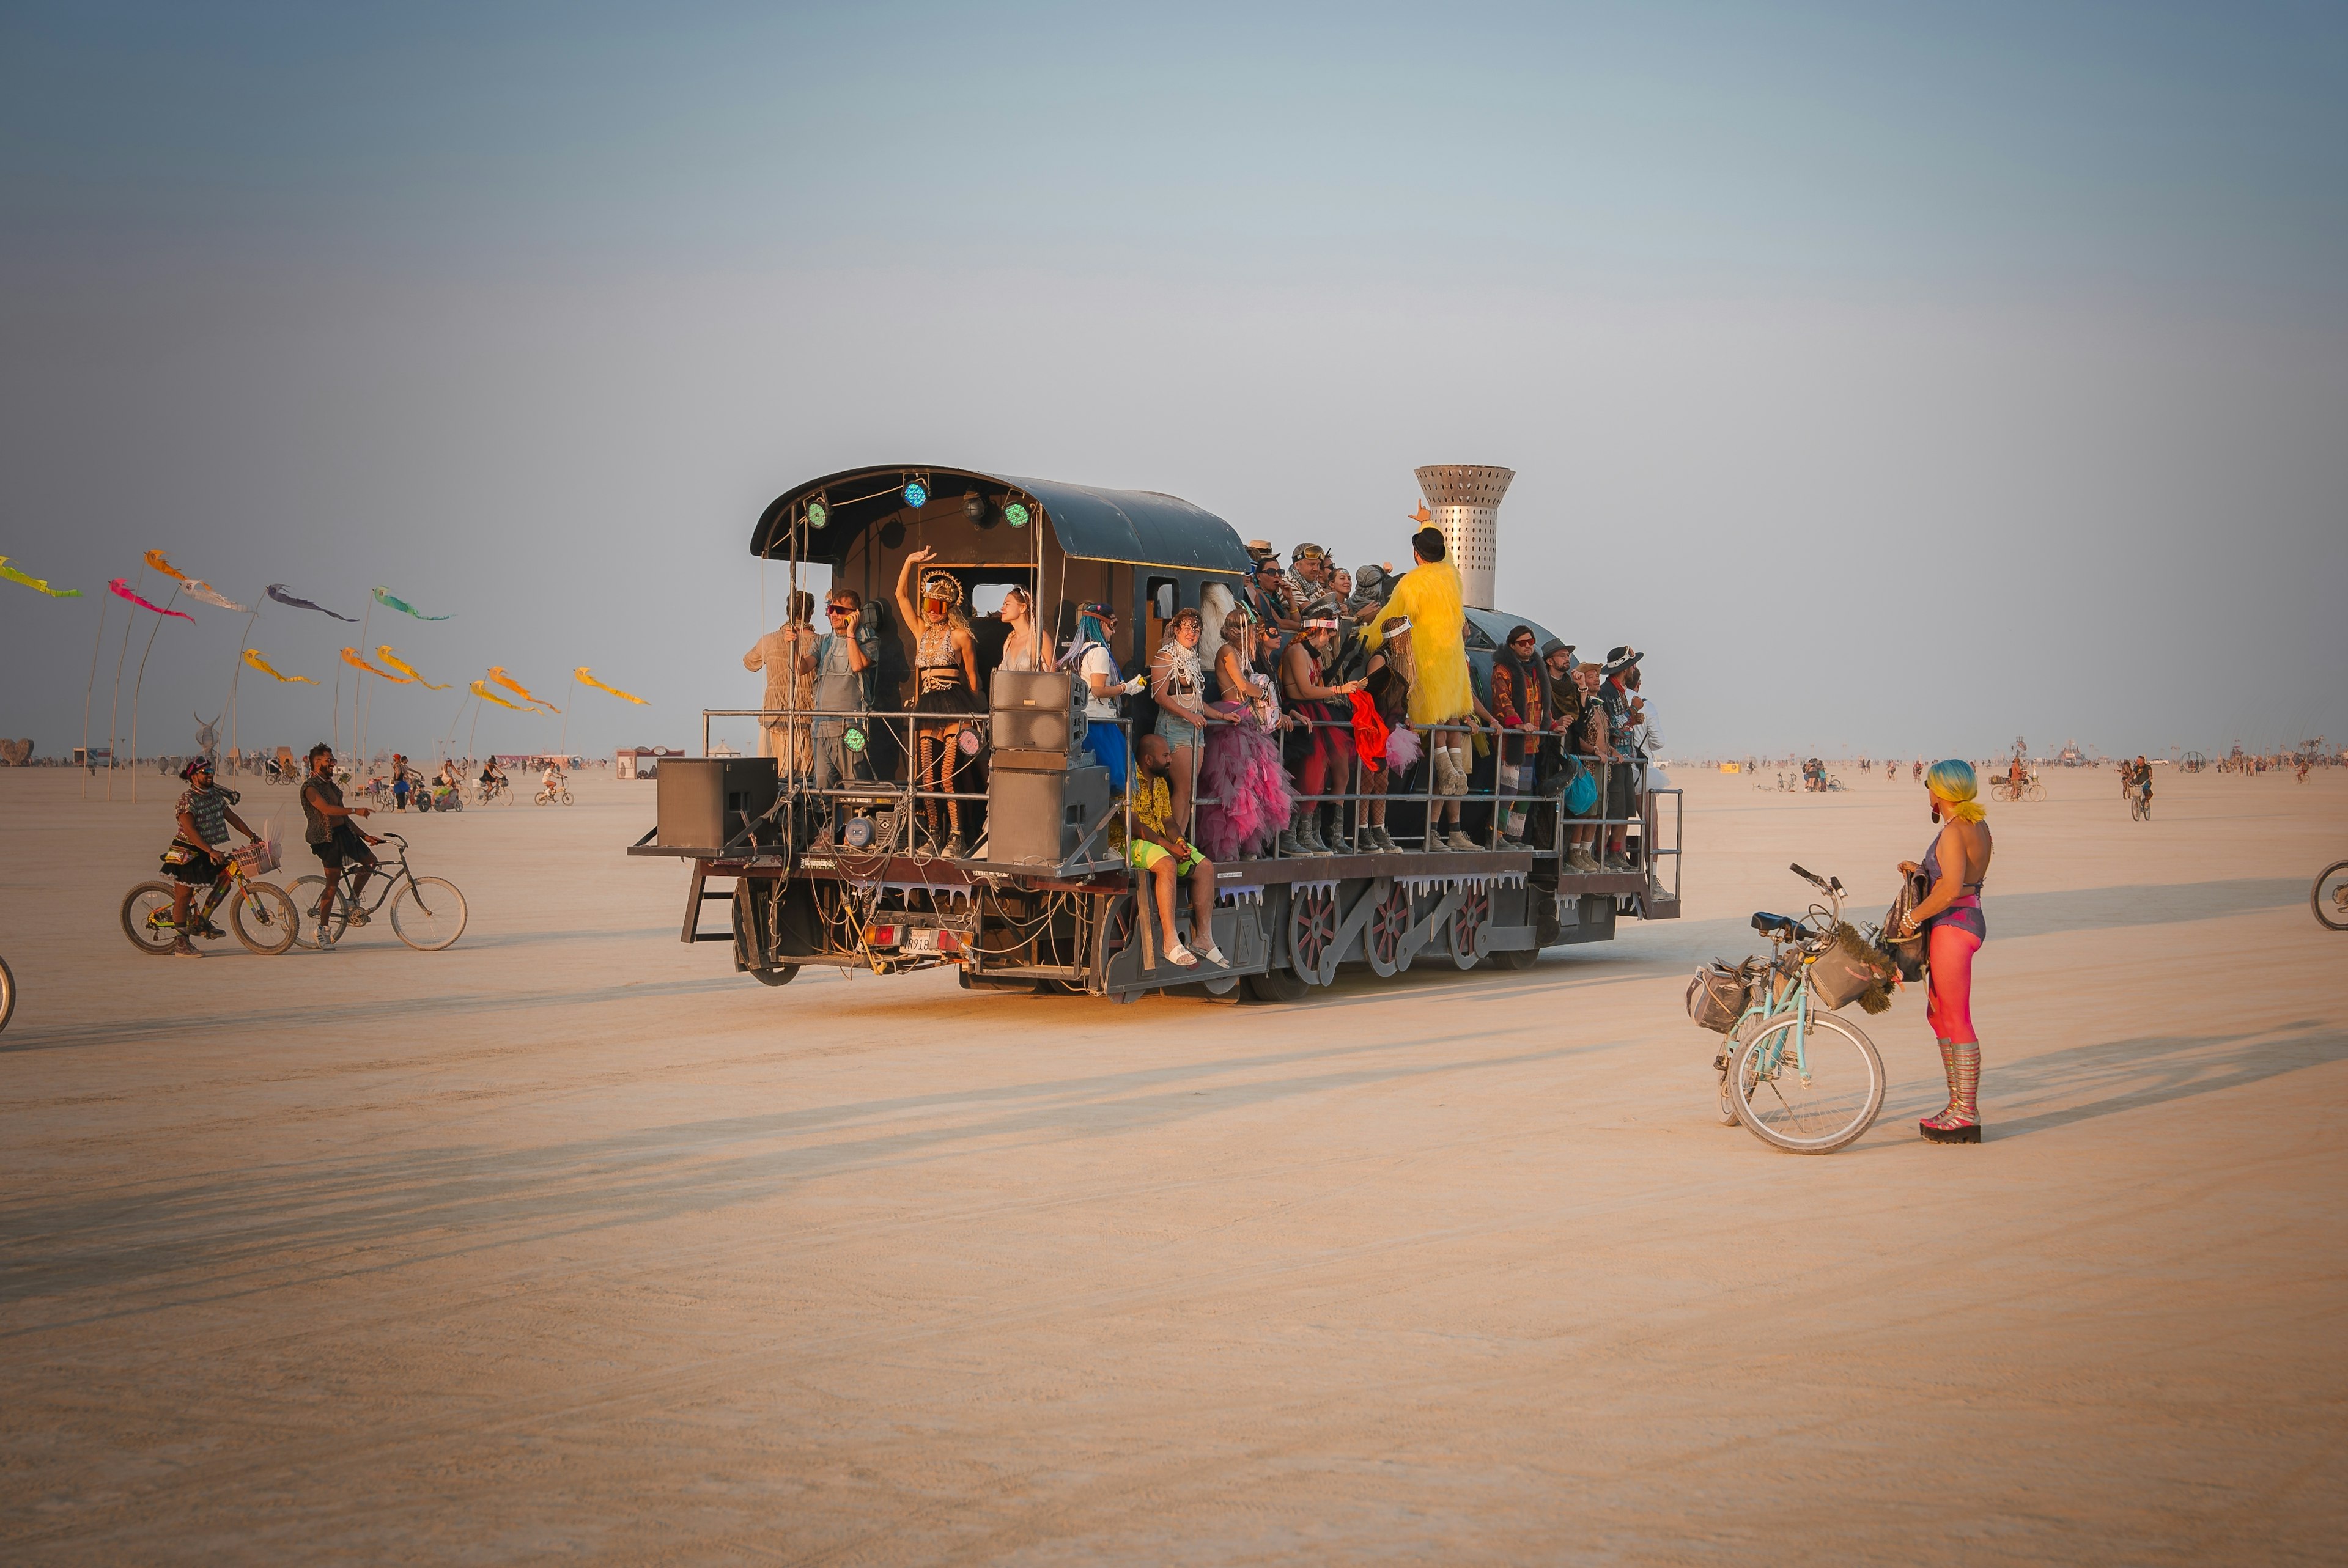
[1065, 602, 1144, 791]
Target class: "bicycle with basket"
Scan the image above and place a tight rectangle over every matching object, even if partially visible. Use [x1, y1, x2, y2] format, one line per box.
[120, 837, 301, 957]
[1685, 863, 1899, 1153]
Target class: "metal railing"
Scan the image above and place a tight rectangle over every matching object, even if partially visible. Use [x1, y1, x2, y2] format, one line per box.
[701, 702, 1671, 879]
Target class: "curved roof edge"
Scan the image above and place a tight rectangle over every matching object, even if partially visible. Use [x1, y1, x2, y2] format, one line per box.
[753, 465, 1253, 576]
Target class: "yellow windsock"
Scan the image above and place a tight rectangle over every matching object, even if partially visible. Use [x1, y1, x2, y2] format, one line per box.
[0, 556, 82, 597]
[470, 679, 529, 712]
[142, 548, 188, 581]
[243, 648, 316, 683]
[340, 646, 411, 682]
[575, 666, 649, 705]
[487, 666, 559, 712]
[376, 646, 450, 689]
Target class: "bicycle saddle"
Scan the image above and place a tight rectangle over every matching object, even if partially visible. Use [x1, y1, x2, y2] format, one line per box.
[1751, 911, 1804, 938]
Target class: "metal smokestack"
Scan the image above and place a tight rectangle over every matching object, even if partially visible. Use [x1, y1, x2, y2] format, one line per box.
[1413, 465, 1515, 610]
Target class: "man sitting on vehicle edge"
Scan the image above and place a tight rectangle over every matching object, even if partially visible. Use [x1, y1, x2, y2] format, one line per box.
[1111, 734, 1228, 970]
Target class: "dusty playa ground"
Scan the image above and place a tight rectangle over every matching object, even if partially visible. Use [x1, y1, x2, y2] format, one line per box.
[2, 763, 2343, 1564]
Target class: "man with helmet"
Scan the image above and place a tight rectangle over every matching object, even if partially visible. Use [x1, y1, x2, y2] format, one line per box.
[158, 756, 263, 957]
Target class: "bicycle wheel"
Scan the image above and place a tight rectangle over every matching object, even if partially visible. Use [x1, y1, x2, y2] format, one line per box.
[122, 882, 181, 955]
[1729, 1011, 1885, 1154]
[560, 789, 573, 805]
[230, 881, 300, 955]
[2026, 782, 2046, 801]
[2316, 861, 2348, 932]
[391, 876, 468, 950]
[287, 874, 350, 949]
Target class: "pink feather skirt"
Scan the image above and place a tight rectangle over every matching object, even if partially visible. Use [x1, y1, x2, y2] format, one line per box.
[1198, 720, 1296, 862]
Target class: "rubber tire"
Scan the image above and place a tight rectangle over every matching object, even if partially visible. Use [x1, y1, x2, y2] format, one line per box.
[122, 882, 180, 955]
[751, 965, 799, 987]
[1492, 945, 1539, 971]
[561, 789, 574, 805]
[1242, 966, 1312, 1003]
[1729, 1012, 1885, 1154]
[287, 874, 351, 950]
[230, 882, 300, 955]
[390, 876, 468, 951]
[2316, 861, 2348, 932]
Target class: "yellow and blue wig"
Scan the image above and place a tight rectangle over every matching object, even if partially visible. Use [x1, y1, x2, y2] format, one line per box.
[1927, 759, 1987, 822]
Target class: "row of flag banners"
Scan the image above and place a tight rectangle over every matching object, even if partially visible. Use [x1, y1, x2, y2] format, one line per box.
[5, 549, 647, 705]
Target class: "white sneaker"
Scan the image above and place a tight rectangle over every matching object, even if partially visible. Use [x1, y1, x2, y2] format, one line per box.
[1163, 940, 1200, 968]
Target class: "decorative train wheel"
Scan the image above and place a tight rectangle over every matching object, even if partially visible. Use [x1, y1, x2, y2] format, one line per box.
[1288, 885, 1338, 985]
[1449, 885, 1491, 969]
[1092, 889, 1139, 979]
[1364, 880, 1414, 977]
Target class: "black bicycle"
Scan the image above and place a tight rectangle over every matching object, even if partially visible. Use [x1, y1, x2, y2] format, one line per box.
[288, 833, 468, 951]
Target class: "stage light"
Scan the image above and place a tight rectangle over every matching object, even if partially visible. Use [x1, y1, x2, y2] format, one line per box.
[1003, 502, 1030, 529]
[903, 479, 928, 509]
[807, 499, 827, 529]
[963, 493, 988, 523]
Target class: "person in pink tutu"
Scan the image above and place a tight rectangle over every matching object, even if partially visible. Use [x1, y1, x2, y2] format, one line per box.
[1195, 606, 1295, 862]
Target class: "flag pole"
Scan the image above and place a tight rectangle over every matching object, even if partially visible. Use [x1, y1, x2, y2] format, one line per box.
[105, 566, 146, 802]
[81, 588, 110, 800]
[127, 582, 183, 804]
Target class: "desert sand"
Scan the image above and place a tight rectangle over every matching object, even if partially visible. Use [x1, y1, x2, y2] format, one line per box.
[2, 762, 2344, 1564]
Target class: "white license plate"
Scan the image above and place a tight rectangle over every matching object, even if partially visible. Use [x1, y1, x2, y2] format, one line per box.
[903, 927, 942, 953]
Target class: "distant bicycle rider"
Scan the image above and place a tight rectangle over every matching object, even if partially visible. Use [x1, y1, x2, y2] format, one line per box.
[160, 756, 261, 958]
[301, 742, 381, 944]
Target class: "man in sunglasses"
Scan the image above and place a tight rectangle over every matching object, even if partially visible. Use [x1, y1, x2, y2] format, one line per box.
[301, 742, 382, 948]
[158, 755, 262, 957]
[807, 588, 879, 793]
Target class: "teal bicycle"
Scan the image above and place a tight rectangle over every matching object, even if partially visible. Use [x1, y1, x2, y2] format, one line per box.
[1701, 864, 1886, 1153]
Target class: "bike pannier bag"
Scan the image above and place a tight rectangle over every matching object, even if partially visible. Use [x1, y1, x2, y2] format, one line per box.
[1686, 962, 1748, 1034]
[1879, 870, 1929, 982]
[1807, 924, 1891, 1010]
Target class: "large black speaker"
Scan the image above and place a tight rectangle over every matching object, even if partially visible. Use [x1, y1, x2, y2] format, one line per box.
[987, 761, 1113, 867]
[990, 668, 1083, 754]
[656, 757, 778, 852]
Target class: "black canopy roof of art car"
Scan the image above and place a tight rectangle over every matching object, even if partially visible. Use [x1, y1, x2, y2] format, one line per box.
[752, 465, 1256, 576]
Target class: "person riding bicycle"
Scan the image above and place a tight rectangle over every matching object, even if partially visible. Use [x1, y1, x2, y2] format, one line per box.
[160, 757, 261, 958]
[301, 740, 380, 946]
[479, 756, 506, 791]
[541, 760, 566, 797]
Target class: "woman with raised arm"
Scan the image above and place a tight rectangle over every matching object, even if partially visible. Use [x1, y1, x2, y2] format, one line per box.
[894, 547, 982, 858]
[1897, 759, 1995, 1143]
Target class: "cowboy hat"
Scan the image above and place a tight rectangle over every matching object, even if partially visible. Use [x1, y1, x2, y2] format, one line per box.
[1601, 645, 1642, 675]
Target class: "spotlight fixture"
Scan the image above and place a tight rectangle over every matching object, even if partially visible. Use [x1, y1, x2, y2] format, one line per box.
[807, 498, 827, 530]
[962, 493, 988, 523]
[1003, 501, 1030, 529]
[903, 478, 928, 509]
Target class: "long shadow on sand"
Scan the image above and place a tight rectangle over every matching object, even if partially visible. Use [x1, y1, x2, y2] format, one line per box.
[0, 1028, 1633, 1328]
[1864, 1017, 2344, 1149]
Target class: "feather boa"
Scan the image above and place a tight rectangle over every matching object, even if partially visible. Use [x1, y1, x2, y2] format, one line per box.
[1384, 724, 1421, 773]
[1197, 718, 1295, 861]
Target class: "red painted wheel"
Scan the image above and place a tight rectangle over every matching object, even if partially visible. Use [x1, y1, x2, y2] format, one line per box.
[1365, 880, 1413, 977]
[1288, 886, 1338, 985]
[1449, 886, 1491, 970]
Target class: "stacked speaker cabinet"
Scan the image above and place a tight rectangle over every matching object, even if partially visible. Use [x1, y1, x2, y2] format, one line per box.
[986, 669, 1110, 866]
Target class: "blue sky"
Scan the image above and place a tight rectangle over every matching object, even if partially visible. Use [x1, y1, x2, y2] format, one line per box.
[4, 1, 2344, 759]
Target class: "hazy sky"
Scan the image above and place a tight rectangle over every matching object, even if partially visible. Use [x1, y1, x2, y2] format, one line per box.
[4, 1, 2344, 762]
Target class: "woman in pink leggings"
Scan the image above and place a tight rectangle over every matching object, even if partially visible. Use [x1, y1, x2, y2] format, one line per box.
[1897, 759, 1994, 1143]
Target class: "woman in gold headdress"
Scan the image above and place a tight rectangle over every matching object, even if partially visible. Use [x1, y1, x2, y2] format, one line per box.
[895, 547, 981, 858]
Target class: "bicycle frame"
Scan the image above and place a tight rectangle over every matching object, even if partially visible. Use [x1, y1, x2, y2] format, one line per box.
[1727, 867, 1847, 1083]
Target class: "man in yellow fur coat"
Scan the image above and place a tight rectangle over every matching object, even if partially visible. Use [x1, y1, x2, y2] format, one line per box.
[1362, 511, 1484, 849]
